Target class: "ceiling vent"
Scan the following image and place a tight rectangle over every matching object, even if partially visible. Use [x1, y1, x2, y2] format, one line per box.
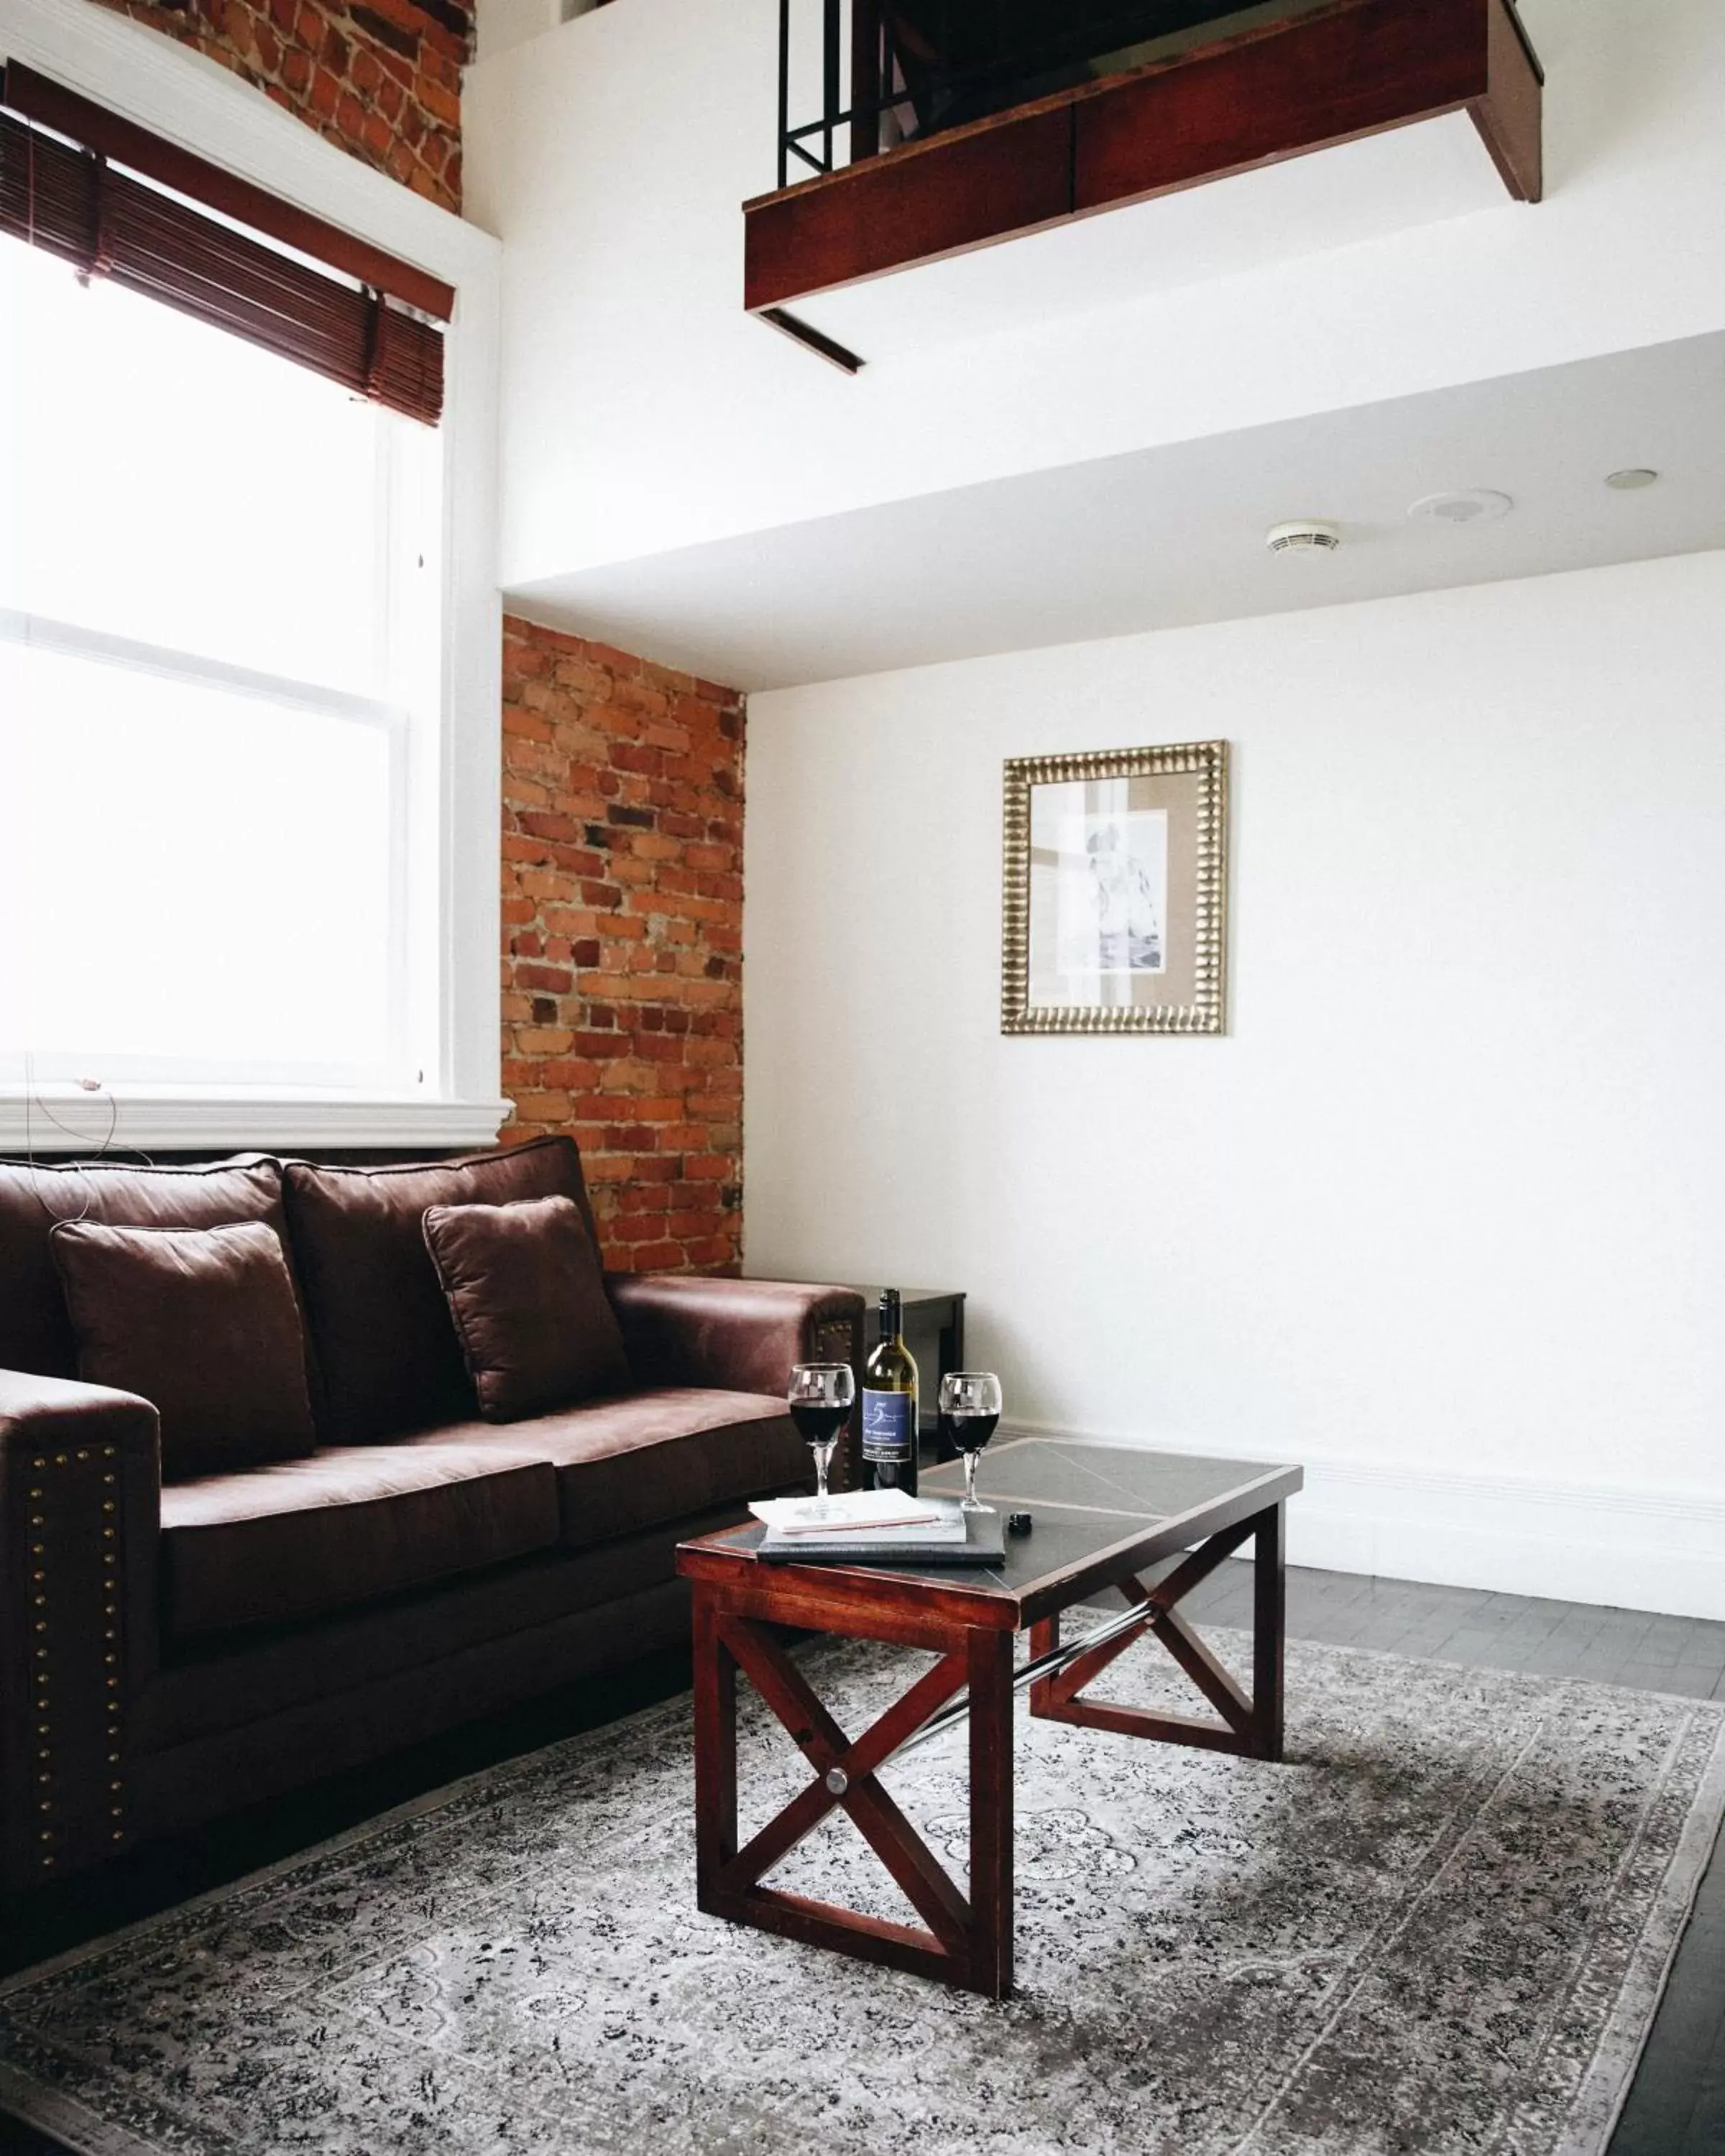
[1266, 519, 1341, 555]
[1408, 489, 1514, 525]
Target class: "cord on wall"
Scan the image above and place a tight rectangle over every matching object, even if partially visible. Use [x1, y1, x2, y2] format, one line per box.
[11, 1054, 142, 1221]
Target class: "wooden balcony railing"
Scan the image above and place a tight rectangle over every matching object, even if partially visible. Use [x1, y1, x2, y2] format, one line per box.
[748, 0, 1542, 326]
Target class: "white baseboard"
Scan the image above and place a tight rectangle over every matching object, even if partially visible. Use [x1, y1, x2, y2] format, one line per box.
[997, 1421, 1725, 1623]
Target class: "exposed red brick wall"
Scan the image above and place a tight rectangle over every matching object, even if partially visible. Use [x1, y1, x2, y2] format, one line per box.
[501, 617, 746, 1274]
[92, 0, 469, 209]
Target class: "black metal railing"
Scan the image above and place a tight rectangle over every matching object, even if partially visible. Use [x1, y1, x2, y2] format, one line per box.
[776, 0, 1324, 188]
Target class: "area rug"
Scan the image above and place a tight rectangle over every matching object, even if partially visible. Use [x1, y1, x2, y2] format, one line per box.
[1, 1628, 1722, 2156]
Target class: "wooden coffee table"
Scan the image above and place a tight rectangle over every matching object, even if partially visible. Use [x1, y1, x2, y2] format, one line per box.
[675, 1437, 1302, 1999]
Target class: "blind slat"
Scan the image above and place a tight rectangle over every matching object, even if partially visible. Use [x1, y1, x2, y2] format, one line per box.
[2, 59, 455, 321]
[0, 111, 443, 425]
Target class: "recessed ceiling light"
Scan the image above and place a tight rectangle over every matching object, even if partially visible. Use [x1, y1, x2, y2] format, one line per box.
[1606, 468, 1660, 490]
[1408, 489, 1514, 525]
[1266, 519, 1341, 555]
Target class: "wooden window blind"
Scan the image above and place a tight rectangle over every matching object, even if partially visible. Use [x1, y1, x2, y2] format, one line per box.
[0, 63, 447, 425]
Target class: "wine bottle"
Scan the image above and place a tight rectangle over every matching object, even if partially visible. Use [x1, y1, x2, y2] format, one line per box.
[861, 1288, 919, 1495]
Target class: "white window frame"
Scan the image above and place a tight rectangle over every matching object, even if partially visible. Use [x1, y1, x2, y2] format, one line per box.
[0, 571, 418, 1092]
[0, 0, 507, 1152]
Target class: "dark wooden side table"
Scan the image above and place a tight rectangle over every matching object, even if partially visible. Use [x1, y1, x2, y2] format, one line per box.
[676, 1437, 1301, 1999]
[848, 1285, 965, 1445]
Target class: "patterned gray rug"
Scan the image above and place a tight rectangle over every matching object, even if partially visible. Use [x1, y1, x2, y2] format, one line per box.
[1, 1628, 1722, 2156]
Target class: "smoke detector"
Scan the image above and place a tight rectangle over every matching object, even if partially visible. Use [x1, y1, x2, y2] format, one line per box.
[1606, 468, 1660, 491]
[1266, 519, 1341, 555]
[1408, 489, 1514, 525]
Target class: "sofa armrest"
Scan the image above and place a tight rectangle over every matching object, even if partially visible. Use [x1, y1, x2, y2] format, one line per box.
[0, 1370, 161, 1897]
[606, 1274, 865, 1401]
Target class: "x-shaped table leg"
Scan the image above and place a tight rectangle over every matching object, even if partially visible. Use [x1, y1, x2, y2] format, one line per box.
[691, 1592, 1016, 1994]
[1028, 1501, 1287, 1759]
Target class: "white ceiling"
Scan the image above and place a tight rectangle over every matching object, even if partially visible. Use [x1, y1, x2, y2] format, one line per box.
[793, 111, 1510, 364]
[509, 332, 1725, 691]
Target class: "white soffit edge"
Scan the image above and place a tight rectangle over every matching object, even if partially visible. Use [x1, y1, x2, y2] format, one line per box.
[508, 333, 1725, 690]
[794, 111, 1510, 364]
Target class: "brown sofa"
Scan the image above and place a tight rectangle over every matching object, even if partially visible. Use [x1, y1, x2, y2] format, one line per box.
[0, 1137, 862, 1899]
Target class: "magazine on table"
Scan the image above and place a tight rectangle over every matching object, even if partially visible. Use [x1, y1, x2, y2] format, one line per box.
[750, 1491, 957, 1538]
[753, 1495, 1004, 1566]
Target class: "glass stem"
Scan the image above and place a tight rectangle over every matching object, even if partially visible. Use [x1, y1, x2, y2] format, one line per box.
[963, 1452, 979, 1508]
[814, 1443, 833, 1502]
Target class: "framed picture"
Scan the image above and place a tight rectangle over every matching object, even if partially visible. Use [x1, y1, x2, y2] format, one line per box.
[1001, 740, 1228, 1035]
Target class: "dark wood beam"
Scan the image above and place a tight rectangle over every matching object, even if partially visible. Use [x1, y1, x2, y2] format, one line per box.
[757, 306, 866, 372]
[1469, 0, 1542, 203]
[743, 0, 1542, 315]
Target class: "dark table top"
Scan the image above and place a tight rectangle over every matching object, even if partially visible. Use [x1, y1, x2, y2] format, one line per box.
[847, 1286, 964, 1307]
[678, 1437, 1302, 1631]
[741, 1276, 963, 1309]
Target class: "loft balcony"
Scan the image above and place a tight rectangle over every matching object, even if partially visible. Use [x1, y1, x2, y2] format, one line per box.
[747, 0, 1542, 364]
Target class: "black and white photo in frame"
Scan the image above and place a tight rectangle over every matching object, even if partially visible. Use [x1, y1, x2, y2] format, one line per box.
[1002, 740, 1228, 1034]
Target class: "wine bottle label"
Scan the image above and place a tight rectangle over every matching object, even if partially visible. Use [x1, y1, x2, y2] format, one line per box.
[861, 1389, 914, 1462]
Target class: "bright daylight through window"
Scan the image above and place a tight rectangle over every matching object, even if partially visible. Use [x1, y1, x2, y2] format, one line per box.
[0, 231, 441, 1096]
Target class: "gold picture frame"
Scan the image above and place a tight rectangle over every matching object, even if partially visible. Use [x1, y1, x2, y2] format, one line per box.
[1001, 740, 1229, 1035]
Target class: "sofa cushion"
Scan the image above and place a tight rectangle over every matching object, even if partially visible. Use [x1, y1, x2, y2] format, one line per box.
[282, 1138, 601, 1444]
[423, 1194, 629, 1422]
[161, 1432, 561, 1642]
[0, 1153, 292, 1381]
[433, 1387, 804, 1552]
[49, 1220, 316, 1480]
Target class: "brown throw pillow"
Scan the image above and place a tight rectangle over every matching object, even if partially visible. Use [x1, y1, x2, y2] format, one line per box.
[282, 1138, 598, 1442]
[0, 1153, 295, 1381]
[48, 1220, 318, 1481]
[421, 1194, 630, 1423]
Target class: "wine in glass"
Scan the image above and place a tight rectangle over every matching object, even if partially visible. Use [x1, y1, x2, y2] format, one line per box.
[786, 1362, 855, 1517]
[937, 1370, 1003, 1512]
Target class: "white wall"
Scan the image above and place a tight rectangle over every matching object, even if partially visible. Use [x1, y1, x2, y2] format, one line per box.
[463, 0, 1725, 591]
[744, 553, 1725, 1617]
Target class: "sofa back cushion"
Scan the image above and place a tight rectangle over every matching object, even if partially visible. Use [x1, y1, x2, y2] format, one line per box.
[422, 1194, 630, 1423]
[0, 1154, 293, 1379]
[282, 1138, 602, 1443]
[49, 1220, 317, 1480]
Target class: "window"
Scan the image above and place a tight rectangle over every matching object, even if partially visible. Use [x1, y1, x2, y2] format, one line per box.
[0, 228, 442, 1093]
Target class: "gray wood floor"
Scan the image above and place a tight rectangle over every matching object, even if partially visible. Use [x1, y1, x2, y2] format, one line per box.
[1167, 1557, 1725, 2155]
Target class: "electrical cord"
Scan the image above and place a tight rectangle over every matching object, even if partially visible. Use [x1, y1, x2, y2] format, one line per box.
[11, 1052, 150, 1224]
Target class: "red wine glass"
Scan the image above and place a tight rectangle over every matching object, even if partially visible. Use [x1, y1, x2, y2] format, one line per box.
[787, 1362, 855, 1515]
[937, 1371, 1003, 1511]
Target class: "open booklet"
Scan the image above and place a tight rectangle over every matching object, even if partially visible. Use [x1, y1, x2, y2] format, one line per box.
[750, 1490, 965, 1542]
[753, 1496, 1005, 1566]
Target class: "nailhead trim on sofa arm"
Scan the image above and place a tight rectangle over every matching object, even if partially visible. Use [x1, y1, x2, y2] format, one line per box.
[0, 1372, 161, 1896]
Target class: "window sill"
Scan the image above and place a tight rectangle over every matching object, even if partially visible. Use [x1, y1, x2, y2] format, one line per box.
[0, 1089, 515, 1156]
